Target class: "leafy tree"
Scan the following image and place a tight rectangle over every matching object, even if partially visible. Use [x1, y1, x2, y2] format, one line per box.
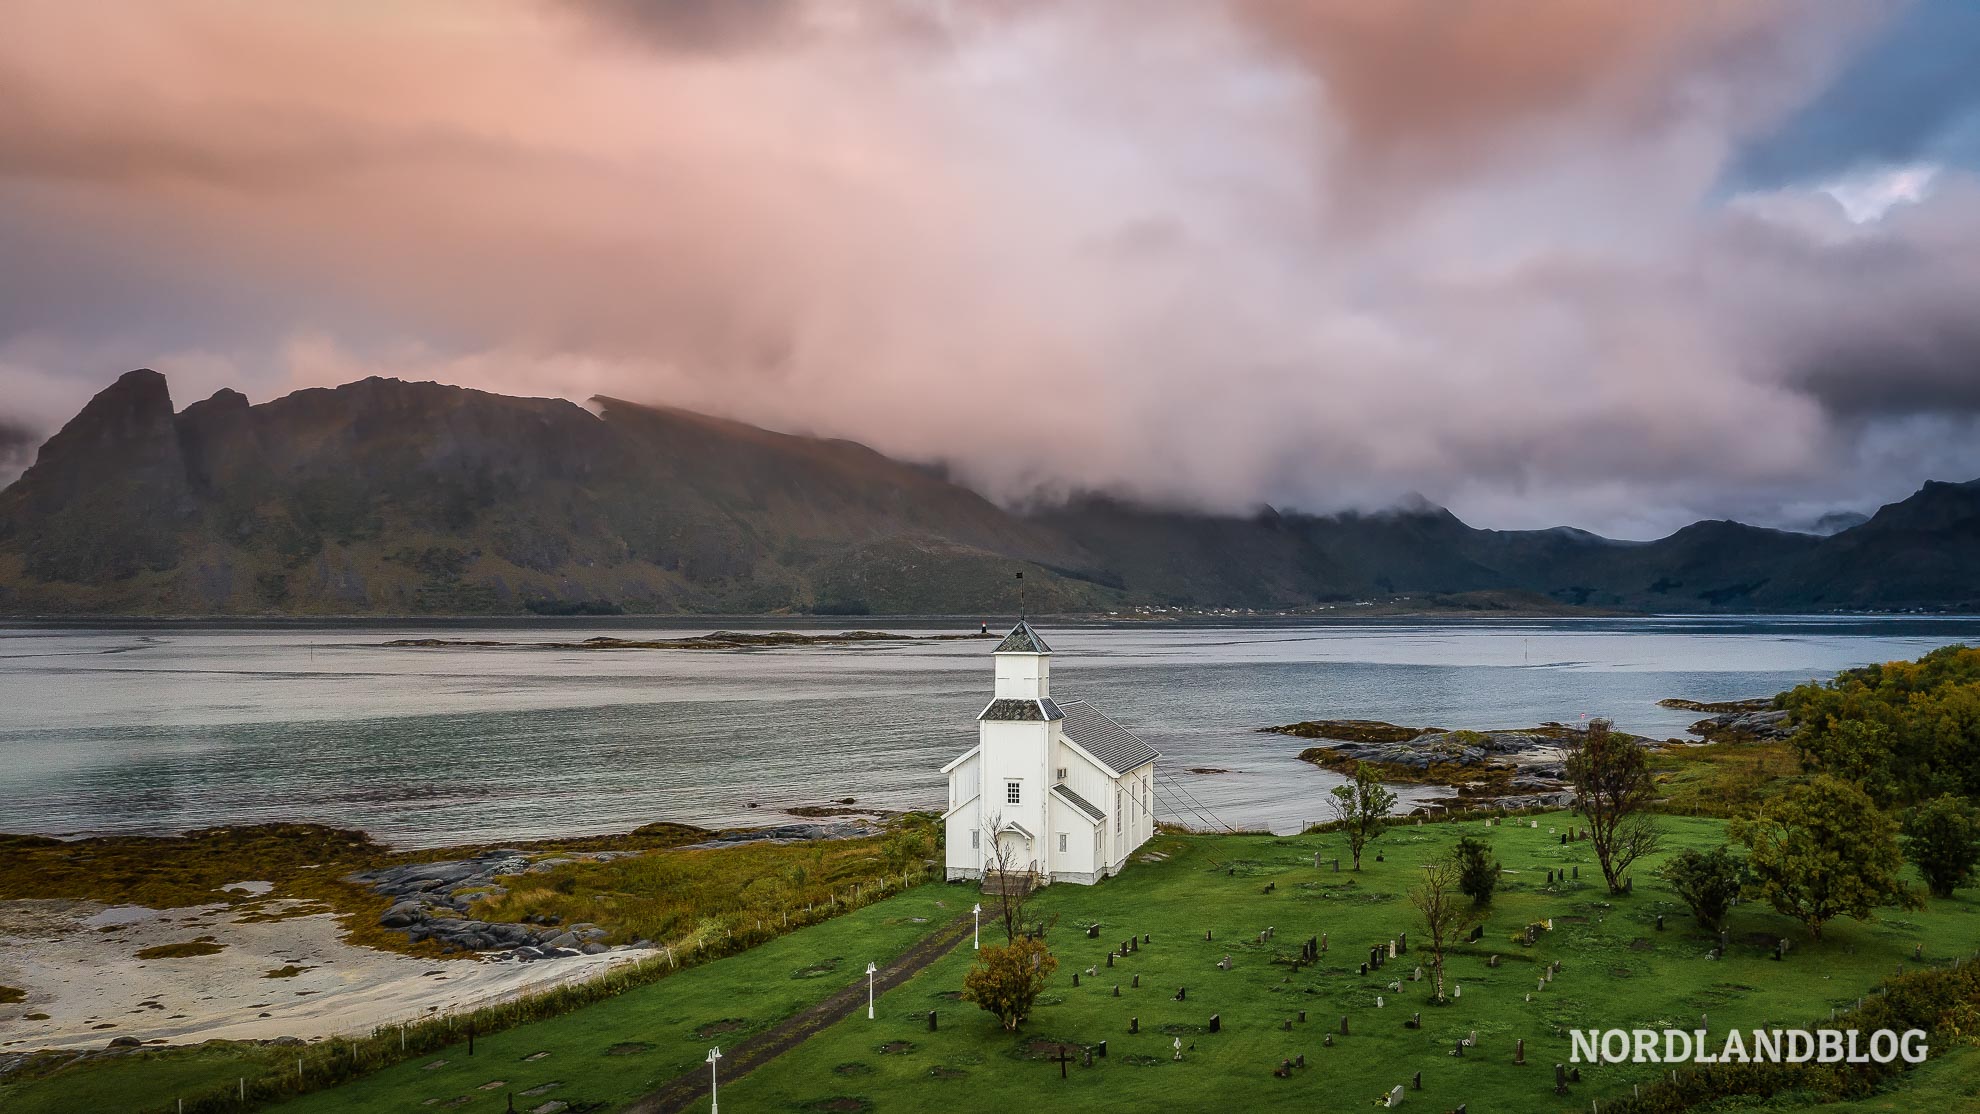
[961, 937, 1059, 1031]
[1659, 844, 1744, 932]
[1328, 762, 1397, 871]
[1733, 775, 1918, 940]
[1902, 794, 1980, 899]
[1410, 852, 1482, 1003]
[1453, 835, 1500, 906]
[1781, 644, 1980, 806]
[1559, 719, 1662, 894]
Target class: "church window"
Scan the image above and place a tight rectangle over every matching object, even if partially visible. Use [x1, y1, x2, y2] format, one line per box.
[1116, 789, 1123, 833]
[1059, 833, 1068, 852]
[971, 830, 980, 850]
[1006, 780, 1021, 804]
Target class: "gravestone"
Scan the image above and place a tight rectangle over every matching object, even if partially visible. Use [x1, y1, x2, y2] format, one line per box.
[1053, 1045, 1073, 1080]
[1656, 914, 1664, 931]
[1283, 1019, 1292, 1031]
[1298, 1010, 1306, 1023]
[1555, 1064, 1568, 1095]
[1487, 955, 1500, 968]
[1412, 1070, 1421, 1090]
[1452, 1038, 1464, 1057]
[1073, 973, 1080, 987]
[1107, 953, 1115, 967]
[1515, 1038, 1524, 1065]
[1324, 1034, 1334, 1047]
[1376, 996, 1385, 1008]
[1082, 1047, 1094, 1069]
[1386, 1084, 1404, 1107]
[1175, 987, 1186, 1001]
[1209, 1014, 1221, 1033]
[1130, 1017, 1138, 1034]
[1173, 1038, 1183, 1061]
[1399, 932, 1408, 954]
[928, 1011, 938, 1032]
[1088, 924, 1101, 938]
[1359, 963, 1368, 976]
[1340, 1015, 1350, 1035]
[1453, 984, 1460, 999]
[1113, 984, 1121, 997]
[1572, 866, 1579, 879]
[1406, 1012, 1420, 1030]
[1133, 974, 1140, 988]
[1206, 929, 1214, 941]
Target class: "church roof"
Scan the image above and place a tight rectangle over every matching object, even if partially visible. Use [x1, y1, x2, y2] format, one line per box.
[1051, 783, 1106, 825]
[1059, 699, 1160, 775]
[994, 620, 1052, 654]
[979, 697, 1064, 722]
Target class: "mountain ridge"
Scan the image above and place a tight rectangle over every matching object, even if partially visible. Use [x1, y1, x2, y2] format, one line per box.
[3, 371, 1978, 616]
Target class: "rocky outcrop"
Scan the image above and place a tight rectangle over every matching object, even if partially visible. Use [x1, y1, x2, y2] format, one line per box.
[1688, 707, 1792, 742]
[348, 848, 641, 960]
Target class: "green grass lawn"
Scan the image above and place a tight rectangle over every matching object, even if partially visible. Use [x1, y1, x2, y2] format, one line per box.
[718, 815, 1977, 1114]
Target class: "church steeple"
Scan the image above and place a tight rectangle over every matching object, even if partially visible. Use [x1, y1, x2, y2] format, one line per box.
[992, 620, 1052, 700]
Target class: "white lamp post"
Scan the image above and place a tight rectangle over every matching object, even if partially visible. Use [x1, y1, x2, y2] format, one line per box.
[971, 903, 981, 950]
[866, 961, 879, 1019]
[706, 1046, 722, 1114]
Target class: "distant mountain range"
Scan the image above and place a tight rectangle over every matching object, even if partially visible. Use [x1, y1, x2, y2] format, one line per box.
[3, 370, 1978, 616]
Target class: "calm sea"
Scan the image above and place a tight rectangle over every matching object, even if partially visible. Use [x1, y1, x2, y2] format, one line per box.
[3, 616, 1976, 846]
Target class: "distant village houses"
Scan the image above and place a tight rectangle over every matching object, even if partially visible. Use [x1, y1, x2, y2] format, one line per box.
[943, 622, 1159, 885]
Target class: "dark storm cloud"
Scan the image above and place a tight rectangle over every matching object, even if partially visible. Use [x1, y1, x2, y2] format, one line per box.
[1728, 0, 1980, 188]
[573, 0, 809, 52]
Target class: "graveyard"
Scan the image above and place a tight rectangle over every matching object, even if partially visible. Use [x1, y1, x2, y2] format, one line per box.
[248, 811, 1976, 1113]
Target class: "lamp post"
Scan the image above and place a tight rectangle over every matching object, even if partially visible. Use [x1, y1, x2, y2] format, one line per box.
[705, 1046, 722, 1114]
[866, 961, 879, 1020]
[971, 903, 981, 950]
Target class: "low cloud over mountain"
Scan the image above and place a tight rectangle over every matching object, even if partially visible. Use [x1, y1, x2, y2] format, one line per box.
[3, 2, 1980, 536]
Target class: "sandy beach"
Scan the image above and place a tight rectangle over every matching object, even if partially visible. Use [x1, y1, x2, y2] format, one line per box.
[0, 894, 649, 1053]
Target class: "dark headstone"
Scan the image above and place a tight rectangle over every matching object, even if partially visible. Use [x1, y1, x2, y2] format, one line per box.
[1133, 974, 1140, 988]
[1107, 953, 1114, 967]
[1359, 963, 1368, 976]
[1340, 1015, 1349, 1035]
[1210, 1014, 1221, 1033]
[1097, 1040, 1106, 1058]
[928, 1011, 938, 1031]
[1176, 987, 1186, 1002]
[1088, 924, 1100, 938]
[1113, 984, 1121, 997]
[1297, 1010, 1305, 1023]
[1406, 1012, 1419, 1029]
[1073, 972, 1080, 987]
[1412, 1070, 1421, 1090]
[1515, 1038, 1524, 1065]
[1283, 1019, 1292, 1031]
[1130, 1016, 1138, 1033]
[1656, 914, 1664, 931]
[1570, 1067, 1581, 1083]
[1555, 1064, 1568, 1095]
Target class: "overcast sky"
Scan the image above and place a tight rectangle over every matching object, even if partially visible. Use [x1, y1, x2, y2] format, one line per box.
[4, 0, 1980, 538]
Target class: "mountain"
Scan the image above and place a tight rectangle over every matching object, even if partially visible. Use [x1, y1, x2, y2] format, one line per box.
[3, 371, 1978, 615]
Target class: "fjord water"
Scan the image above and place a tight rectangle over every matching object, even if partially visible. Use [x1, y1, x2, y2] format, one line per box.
[3, 617, 1977, 846]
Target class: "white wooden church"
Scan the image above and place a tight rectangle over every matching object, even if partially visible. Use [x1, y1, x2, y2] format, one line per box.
[942, 622, 1159, 885]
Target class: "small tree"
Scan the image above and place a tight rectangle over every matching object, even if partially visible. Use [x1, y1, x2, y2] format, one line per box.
[1903, 794, 1980, 899]
[1453, 835, 1500, 906]
[980, 814, 1042, 943]
[1659, 844, 1744, 932]
[961, 937, 1059, 1031]
[1328, 762, 1398, 871]
[1733, 775, 1918, 940]
[1410, 853, 1481, 1003]
[1559, 719, 1662, 893]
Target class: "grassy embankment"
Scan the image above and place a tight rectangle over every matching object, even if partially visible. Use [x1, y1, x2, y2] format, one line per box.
[0, 819, 936, 1113]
